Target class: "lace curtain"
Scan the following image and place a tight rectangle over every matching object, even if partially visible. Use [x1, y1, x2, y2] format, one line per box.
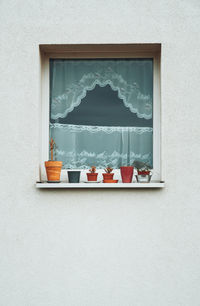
[51, 59, 153, 120]
[50, 59, 153, 169]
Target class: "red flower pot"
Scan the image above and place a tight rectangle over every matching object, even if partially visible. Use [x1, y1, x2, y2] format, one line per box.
[120, 166, 134, 183]
[87, 173, 98, 181]
[102, 173, 114, 180]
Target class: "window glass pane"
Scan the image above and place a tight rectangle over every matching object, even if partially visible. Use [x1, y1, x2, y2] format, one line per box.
[50, 59, 153, 169]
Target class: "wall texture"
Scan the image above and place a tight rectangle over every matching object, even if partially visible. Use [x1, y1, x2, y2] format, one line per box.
[1, 0, 200, 305]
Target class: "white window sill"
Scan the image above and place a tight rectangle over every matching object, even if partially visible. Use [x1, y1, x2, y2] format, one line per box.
[36, 181, 165, 189]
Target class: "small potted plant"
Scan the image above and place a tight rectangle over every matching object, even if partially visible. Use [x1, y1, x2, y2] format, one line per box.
[102, 167, 114, 180]
[45, 138, 62, 182]
[132, 161, 152, 183]
[120, 165, 134, 183]
[87, 166, 98, 181]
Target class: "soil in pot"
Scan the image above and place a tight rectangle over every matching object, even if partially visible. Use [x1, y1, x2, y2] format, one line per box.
[45, 161, 62, 182]
[67, 171, 81, 183]
[102, 173, 114, 180]
[120, 166, 134, 183]
[87, 173, 98, 181]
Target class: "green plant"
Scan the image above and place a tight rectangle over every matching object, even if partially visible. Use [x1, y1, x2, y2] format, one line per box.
[89, 166, 96, 173]
[132, 161, 152, 171]
[104, 166, 113, 173]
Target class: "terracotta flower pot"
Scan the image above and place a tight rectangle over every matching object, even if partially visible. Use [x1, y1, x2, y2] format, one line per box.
[103, 179, 118, 183]
[120, 166, 134, 183]
[45, 161, 62, 182]
[87, 173, 98, 181]
[102, 173, 114, 180]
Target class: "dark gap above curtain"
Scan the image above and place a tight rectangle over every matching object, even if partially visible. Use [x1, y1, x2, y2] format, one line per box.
[51, 85, 153, 127]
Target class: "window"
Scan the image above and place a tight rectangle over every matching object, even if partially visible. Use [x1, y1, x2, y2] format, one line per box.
[40, 44, 161, 182]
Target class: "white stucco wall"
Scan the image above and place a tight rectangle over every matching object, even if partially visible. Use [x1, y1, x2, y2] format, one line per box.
[1, 1, 200, 305]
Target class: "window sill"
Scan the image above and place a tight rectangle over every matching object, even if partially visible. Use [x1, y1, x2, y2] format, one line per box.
[36, 181, 165, 189]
